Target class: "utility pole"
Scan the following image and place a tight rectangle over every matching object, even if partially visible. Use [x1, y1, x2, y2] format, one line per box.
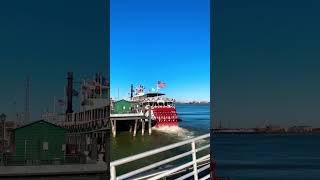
[117, 88, 119, 100]
[25, 76, 30, 122]
[53, 96, 56, 113]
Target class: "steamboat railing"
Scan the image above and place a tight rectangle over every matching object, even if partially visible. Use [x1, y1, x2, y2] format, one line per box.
[110, 133, 210, 180]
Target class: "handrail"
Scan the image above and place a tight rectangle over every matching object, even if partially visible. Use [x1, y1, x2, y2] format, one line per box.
[110, 133, 210, 180]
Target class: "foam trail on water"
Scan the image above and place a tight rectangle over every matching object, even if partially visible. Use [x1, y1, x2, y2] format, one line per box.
[152, 126, 195, 140]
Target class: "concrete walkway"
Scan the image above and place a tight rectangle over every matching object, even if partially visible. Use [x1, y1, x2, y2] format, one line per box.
[0, 163, 108, 178]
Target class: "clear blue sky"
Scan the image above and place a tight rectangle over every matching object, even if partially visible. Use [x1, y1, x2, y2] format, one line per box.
[213, 0, 320, 127]
[110, 0, 210, 102]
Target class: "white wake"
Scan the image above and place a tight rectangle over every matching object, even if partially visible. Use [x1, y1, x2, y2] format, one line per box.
[152, 125, 195, 140]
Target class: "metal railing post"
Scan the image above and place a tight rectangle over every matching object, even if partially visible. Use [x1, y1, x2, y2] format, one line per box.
[191, 141, 199, 180]
[110, 165, 116, 180]
[110, 133, 210, 179]
[148, 108, 152, 135]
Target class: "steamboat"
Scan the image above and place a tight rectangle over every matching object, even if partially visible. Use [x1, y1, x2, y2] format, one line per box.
[110, 83, 179, 131]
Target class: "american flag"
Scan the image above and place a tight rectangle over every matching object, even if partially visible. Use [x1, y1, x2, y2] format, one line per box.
[157, 81, 166, 88]
[57, 99, 65, 107]
[136, 85, 144, 93]
[137, 86, 142, 91]
[87, 80, 97, 87]
[101, 77, 108, 90]
[101, 76, 107, 86]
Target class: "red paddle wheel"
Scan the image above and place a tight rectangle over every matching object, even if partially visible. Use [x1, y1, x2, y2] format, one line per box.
[152, 106, 178, 127]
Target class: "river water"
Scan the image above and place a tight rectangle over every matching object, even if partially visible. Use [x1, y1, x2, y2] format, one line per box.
[111, 104, 210, 175]
[212, 134, 320, 180]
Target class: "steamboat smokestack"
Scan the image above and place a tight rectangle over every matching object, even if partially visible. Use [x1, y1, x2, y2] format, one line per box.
[66, 72, 74, 114]
[95, 73, 100, 83]
[130, 84, 134, 99]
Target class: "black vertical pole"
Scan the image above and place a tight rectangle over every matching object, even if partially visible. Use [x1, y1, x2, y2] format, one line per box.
[130, 84, 134, 99]
[66, 72, 74, 114]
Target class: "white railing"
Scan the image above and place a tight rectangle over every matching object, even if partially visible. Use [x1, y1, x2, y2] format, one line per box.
[110, 133, 210, 180]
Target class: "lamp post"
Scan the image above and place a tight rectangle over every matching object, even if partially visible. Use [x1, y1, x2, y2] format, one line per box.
[0, 113, 6, 153]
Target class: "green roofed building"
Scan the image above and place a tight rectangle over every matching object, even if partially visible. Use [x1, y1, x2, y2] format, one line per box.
[113, 100, 138, 114]
[14, 120, 67, 163]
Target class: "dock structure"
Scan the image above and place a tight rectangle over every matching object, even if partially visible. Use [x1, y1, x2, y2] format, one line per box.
[60, 108, 152, 138]
[59, 106, 153, 161]
[110, 109, 152, 137]
[59, 105, 110, 165]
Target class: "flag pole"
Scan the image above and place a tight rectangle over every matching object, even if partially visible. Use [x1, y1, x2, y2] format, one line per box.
[117, 88, 119, 100]
[80, 78, 82, 111]
[100, 73, 103, 98]
[53, 96, 56, 113]
[156, 82, 158, 93]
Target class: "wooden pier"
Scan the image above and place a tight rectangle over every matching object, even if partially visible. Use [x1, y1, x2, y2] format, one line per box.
[110, 109, 153, 137]
[60, 107, 153, 139]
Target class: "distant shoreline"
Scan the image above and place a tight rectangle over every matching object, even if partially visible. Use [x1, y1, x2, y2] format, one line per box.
[212, 131, 320, 135]
[211, 128, 320, 135]
[176, 102, 210, 104]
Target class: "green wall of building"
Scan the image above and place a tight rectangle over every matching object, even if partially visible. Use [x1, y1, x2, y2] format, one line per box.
[113, 100, 137, 114]
[14, 120, 67, 161]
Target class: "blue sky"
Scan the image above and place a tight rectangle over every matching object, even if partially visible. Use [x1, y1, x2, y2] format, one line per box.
[110, 0, 210, 101]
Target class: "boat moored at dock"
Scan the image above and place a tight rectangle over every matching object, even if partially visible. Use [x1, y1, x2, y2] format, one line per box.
[131, 92, 179, 127]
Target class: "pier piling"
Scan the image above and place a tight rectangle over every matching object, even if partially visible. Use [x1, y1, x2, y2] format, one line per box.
[141, 119, 145, 136]
[111, 120, 116, 137]
[108, 113, 148, 137]
[133, 119, 138, 136]
[91, 134, 98, 161]
[113, 120, 116, 137]
[148, 108, 152, 135]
